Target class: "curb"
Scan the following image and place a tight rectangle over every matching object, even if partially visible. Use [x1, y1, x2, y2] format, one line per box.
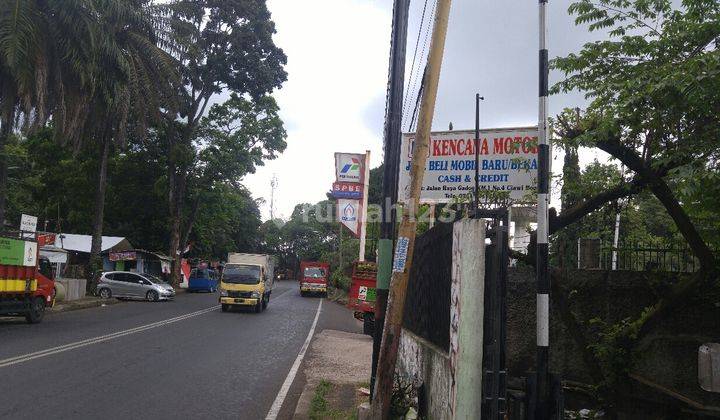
[49, 298, 122, 313]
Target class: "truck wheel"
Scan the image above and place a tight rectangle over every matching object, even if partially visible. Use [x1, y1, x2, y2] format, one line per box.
[25, 297, 46, 324]
[221, 304, 229, 312]
[98, 288, 112, 299]
[262, 295, 268, 310]
[363, 312, 375, 336]
[300, 291, 306, 297]
[255, 300, 263, 313]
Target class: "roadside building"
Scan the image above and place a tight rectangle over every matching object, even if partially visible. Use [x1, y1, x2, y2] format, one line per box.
[103, 249, 173, 279]
[55, 233, 134, 278]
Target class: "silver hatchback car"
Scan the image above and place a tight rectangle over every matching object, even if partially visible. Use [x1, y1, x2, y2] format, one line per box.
[97, 271, 175, 302]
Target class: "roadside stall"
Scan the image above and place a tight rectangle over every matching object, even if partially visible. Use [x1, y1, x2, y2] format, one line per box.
[103, 249, 173, 280]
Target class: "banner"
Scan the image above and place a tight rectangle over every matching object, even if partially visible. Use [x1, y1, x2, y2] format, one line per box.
[337, 198, 361, 237]
[331, 182, 363, 199]
[398, 127, 539, 204]
[109, 251, 137, 261]
[0, 238, 37, 267]
[335, 153, 366, 183]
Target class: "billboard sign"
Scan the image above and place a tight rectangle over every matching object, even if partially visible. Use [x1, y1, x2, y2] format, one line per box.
[337, 198, 361, 237]
[20, 214, 38, 233]
[398, 127, 539, 203]
[335, 153, 365, 183]
[331, 182, 363, 199]
[0, 237, 37, 267]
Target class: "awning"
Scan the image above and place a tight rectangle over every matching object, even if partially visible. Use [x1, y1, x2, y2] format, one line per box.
[40, 246, 69, 264]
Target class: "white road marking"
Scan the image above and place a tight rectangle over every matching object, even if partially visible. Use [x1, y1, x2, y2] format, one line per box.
[0, 305, 219, 369]
[265, 298, 323, 420]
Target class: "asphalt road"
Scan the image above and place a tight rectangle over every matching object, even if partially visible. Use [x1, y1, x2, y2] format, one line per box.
[0, 282, 362, 420]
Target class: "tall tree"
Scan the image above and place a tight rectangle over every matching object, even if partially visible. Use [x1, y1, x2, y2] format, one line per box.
[160, 0, 287, 284]
[176, 92, 286, 258]
[84, 1, 178, 281]
[0, 0, 96, 227]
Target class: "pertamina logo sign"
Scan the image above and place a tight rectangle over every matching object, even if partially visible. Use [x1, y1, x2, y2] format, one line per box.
[342, 202, 357, 222]
[335, 153, 364, 182]
[337, 198, 360, 237]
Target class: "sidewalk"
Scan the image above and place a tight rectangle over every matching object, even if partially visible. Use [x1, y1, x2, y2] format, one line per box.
[293, 329, 373, 419]
[49, 296, 121, 313]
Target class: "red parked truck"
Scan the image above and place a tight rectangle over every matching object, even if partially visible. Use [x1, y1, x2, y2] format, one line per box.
[298, 261, 330, 297]
[0, 235, 55, 323]
[347, 261, 377, 336]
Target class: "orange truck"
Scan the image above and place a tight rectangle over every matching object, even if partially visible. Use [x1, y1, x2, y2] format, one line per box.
[347, 261, 377, 336]
[298, 261, 330, 297]
[0, 235, 55, 323]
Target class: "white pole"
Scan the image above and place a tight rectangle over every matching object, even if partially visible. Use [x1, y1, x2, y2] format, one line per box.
[612, 213, 620, 270]
[612, 166, 624, 270]
[358, 150, 371, 262]
[536, 0, 551, 415]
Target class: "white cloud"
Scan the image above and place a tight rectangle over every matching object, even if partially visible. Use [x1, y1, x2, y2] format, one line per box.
[245, 0, 623, 219]
[244, 0, 392, 220]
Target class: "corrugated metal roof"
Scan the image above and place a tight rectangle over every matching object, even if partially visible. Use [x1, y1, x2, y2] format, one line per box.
[56, 234, 133, 253]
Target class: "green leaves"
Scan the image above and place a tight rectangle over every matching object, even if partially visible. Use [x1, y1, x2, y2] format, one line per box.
[552, 0, 720, 249]
[196, 92, 286, 186]
[161, 0, 287, 102]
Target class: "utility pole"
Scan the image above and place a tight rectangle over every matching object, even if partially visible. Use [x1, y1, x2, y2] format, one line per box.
[359, 150, 371, 261]
[372, 0, 410, 398]
[474, 94, 484, 213]
[535, 0, 552, 417]
[372, 0, 453, 417]
[339, 221, 343, 273]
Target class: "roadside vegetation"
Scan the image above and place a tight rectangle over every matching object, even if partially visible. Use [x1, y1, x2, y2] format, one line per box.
[0, 0, 287, 286]
[309, 380, 361, 420]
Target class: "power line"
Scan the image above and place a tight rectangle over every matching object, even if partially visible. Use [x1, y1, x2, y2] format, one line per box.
[405, 0, 436, 131]
[403, 0, 437, 131]
[401, 0, 431, 123]
[407, 65, 427, 132]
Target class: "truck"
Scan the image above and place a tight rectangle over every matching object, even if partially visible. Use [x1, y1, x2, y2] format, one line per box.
[219, 253, 276, 313]
[0, 235, 56, 323]
[347, 261, 377, 336]
[298, 261, 330, 297]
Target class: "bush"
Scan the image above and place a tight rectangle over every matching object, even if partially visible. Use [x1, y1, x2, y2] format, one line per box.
[331, 269, 351, 291]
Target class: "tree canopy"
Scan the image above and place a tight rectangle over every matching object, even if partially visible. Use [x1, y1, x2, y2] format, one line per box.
[549, 0, 719, 271]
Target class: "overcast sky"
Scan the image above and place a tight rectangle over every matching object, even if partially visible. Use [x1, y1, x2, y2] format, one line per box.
[244, 0, 609, 220]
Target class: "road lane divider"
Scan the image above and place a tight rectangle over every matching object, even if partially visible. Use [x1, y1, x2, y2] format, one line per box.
[265, 298, 323, 420]
[0, 305, 219, 369]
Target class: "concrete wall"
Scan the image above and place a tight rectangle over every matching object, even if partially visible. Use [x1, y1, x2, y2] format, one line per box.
[55, 278, 87, 301]
[506, 266, 720, 411]
[396, 219, 486, 419]
[397, 329, 454, 420]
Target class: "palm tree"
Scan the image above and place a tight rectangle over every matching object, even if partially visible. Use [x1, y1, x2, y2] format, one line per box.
[84, 0, 178, 281]
[0, 0, 96, 228]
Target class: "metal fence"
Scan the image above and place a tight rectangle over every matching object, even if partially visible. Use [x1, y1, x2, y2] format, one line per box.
[575, 238, 716, 273]
[403, 222, 453, 351]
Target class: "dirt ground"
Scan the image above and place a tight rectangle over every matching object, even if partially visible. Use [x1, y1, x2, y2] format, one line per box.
[293, 329, 373, 419]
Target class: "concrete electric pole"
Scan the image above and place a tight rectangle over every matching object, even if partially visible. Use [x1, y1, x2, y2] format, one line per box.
[372, 0, 453, 417]
[371, 0, 410, 398]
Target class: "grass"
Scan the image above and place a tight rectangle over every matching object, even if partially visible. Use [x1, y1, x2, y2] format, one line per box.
[308, 380, 358, 420]
[309, 380, 332, 417]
